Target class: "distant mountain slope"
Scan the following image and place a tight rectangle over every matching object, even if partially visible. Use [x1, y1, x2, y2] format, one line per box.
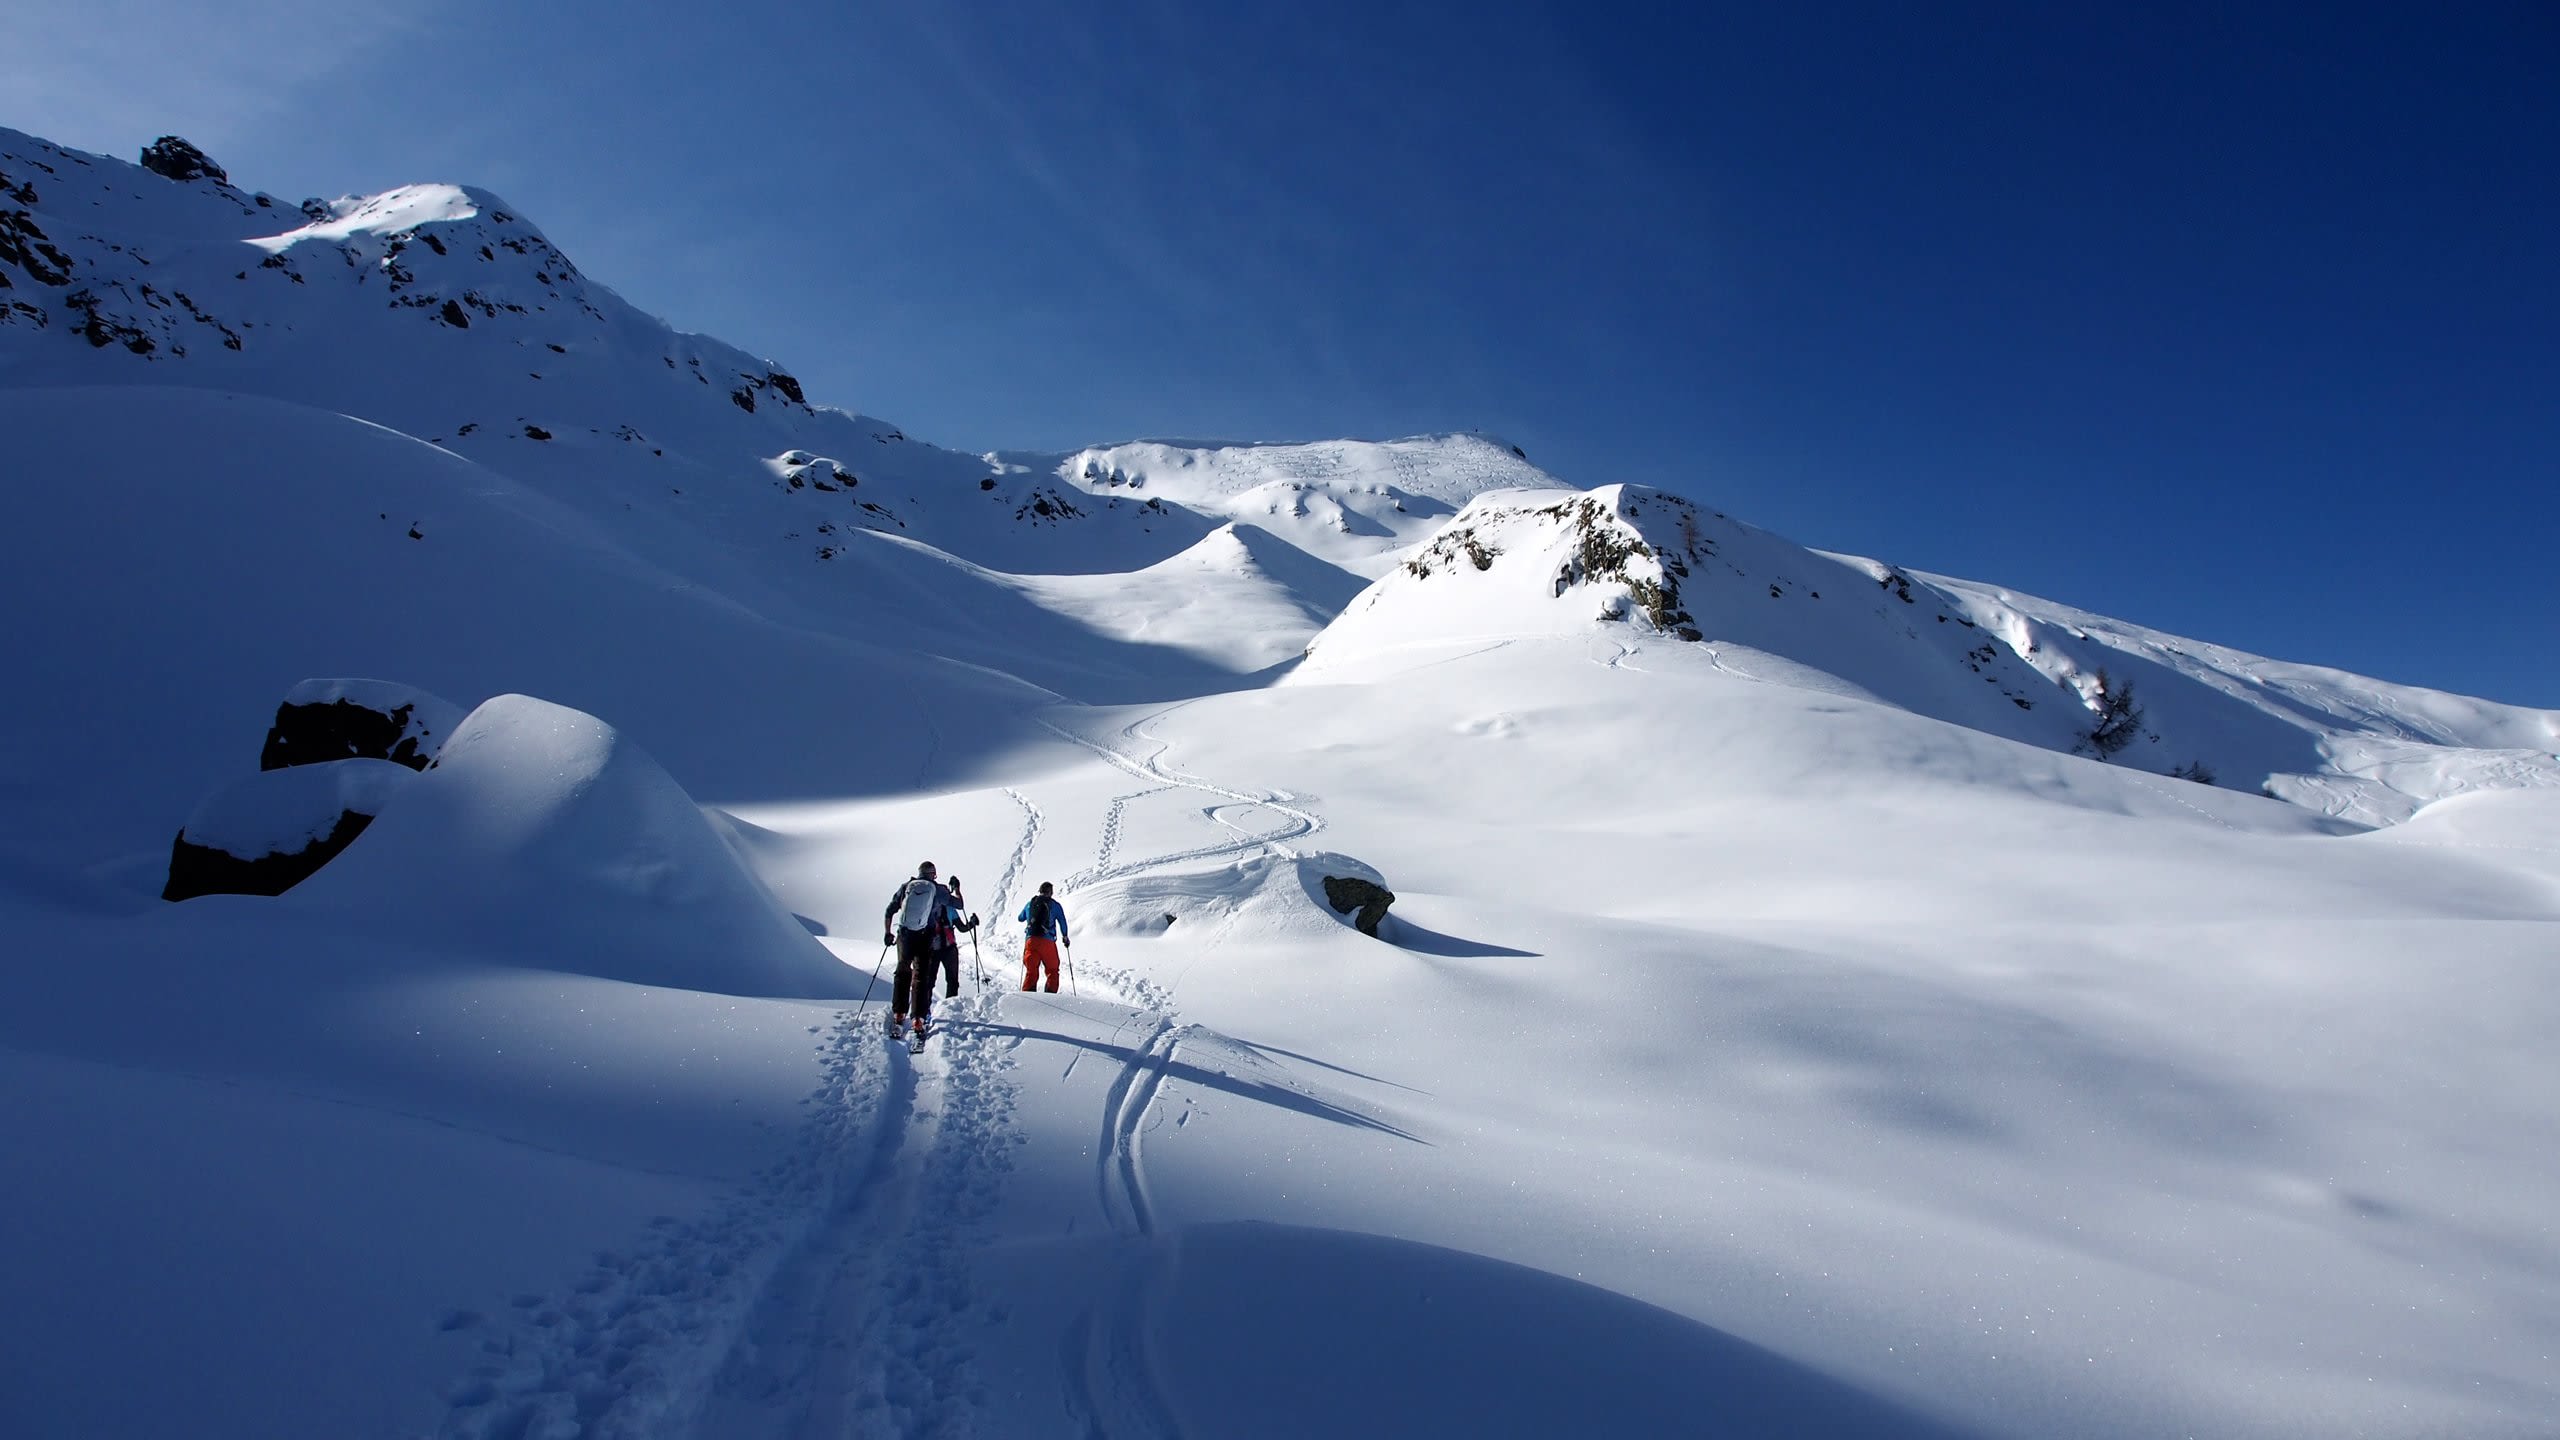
[1301, 484, 2560, 813]
[997, 434, 1554, 575]
[5, 124, 2551, 820]
[0, 127, 1546, 657]
[1918, 573, 2560, 824]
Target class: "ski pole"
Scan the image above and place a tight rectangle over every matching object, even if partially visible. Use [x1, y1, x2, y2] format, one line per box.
[1063, 937, 1078, 996]
[860, 942, 887, 1012]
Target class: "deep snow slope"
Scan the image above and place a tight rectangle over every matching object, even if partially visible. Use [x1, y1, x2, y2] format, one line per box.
[0, 384, 1049, 897]
[925, 641, 2560, 1440]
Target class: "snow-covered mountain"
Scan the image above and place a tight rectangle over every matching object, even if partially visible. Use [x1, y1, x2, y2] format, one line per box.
[4, 127, 2556, 1440]
[12, 123, 2547, 810]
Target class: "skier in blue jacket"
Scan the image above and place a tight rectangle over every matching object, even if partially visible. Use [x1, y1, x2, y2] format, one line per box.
[1017, 881, 1068, 992]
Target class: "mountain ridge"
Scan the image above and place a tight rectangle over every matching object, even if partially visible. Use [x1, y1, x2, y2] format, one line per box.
[5, 124, 2553, 819]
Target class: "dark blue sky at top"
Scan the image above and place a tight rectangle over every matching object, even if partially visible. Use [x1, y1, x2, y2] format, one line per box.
[16, 0, 2558, 704]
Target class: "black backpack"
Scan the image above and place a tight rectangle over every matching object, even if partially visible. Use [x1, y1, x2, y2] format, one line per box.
[1027, 895, 1054, 935]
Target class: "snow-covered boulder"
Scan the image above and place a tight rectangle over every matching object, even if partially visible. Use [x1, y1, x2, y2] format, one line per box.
[260, 678, 464, 771]
[163, 757, 415, 901]
[1074, 851, 1405, 944]
[291, 694, 862, 999]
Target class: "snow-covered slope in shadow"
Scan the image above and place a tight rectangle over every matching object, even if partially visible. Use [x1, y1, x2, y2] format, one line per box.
[0, 384, 1044, 895]
[292, 693, 861, 999]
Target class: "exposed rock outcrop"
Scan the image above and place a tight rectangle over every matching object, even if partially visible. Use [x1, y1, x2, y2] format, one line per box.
[163, 758, 414, 901]
[260, 679, 464, 771]
[139, 136, 227, 185]
[1322, 873, 1397, 937]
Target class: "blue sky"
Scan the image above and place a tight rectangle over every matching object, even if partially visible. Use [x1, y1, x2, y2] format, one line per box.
[9, 0, 2555, 704]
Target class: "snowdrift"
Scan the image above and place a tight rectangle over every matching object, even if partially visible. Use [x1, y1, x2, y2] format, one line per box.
[164, 756, 414, 900]
[294, 694, 861, 998]
[1071, 849, 1402, 945]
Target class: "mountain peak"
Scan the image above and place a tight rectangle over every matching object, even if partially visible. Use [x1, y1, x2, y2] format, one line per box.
[137, 135, 227, 185]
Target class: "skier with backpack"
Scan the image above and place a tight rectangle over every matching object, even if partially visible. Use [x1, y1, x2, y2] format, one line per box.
[1017, 881, 1069, 992]
[935, 875, 973, 1000]
[882, 861, 977, 1042]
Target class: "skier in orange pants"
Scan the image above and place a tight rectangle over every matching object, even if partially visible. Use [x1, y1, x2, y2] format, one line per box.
[1018, 881, 1068, 992]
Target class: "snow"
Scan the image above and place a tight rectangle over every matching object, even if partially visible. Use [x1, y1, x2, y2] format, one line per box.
[176, 755, 412, 858]
[2, 124, 2556, 1439]
[1008, 522, 1367, 674]
[293, 694, 863, 999]
[245, 184, 486, 252]
[278, 677, 467, 749]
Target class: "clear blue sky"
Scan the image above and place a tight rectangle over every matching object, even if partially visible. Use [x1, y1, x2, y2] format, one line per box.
[9, 1, 2555, 704]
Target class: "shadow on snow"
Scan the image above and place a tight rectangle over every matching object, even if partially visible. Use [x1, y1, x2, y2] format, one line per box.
[1151, 1220, 1985, 1439]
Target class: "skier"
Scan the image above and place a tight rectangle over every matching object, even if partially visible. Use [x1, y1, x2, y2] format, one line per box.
[1017, 880, 1069, 992]
[934, 874, 971, 1000]
[882, 860, 976, 1040]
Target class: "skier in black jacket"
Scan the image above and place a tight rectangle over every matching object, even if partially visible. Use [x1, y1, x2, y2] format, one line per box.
[882, 861, 976, 1039]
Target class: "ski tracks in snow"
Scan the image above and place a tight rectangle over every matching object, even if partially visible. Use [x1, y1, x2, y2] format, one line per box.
[1097, 1019, 1184, 1238]
[1039, 709, 1324, 884]
[1034, 706, 1323, 1015]
[434, 1011, 904, 1440]
[990, 787, 1044, 928]
[437, 712, 1282, 1437]
[1027, 702, 1308, 1438]
[688, 994, 1020, 1440]
[675, 789, 1047, 1439]
[1062, 1016, 1191, 1439]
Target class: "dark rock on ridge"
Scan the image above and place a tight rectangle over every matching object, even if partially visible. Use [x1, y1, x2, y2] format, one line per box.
[139, 136, 226, 185]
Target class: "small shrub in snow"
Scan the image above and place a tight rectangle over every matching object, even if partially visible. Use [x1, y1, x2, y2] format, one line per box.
[2084, 668, 2145, 759]
[2169, 760, 2217, 786]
